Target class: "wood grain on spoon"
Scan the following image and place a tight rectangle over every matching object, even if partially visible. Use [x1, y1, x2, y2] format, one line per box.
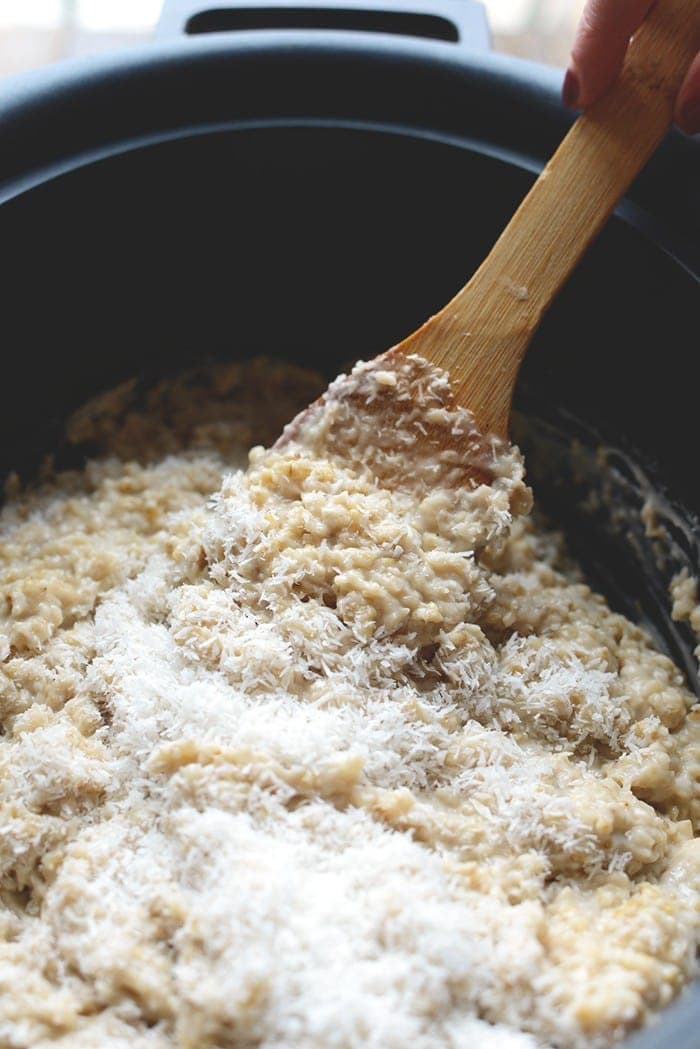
[381, 0, 700, 441]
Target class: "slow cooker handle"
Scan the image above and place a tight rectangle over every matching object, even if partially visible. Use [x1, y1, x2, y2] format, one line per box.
[155, 0, 491, 51]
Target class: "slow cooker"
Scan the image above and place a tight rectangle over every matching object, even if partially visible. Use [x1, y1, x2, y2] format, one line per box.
[0, 2, 698, 1045]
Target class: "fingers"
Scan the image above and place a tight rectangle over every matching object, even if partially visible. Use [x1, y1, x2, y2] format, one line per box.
[564, 0, 700, 135]
[675, 51, 700, 133]
[564, 0, 656, 108]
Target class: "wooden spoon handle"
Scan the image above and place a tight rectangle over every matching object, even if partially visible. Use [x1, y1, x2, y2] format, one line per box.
[407, 0, 700, 437]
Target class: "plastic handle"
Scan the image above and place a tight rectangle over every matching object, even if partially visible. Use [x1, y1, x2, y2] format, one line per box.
[155, 0, 490, 50]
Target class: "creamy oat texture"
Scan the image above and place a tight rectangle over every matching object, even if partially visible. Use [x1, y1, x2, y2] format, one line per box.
[672, 570, 700, 665]
[0, 355, 698, 1049]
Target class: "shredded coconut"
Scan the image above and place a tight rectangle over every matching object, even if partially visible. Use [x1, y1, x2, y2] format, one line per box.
[0, 355, 698, 1049]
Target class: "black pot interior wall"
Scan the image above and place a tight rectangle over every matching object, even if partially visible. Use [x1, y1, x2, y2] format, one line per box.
[0, 124, 697, 687]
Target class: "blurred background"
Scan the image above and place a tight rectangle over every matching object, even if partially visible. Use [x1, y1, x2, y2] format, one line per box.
[0, 0, 584, 77]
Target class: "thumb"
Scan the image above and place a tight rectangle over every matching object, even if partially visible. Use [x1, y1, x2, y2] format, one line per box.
[564, 0, 656, 108]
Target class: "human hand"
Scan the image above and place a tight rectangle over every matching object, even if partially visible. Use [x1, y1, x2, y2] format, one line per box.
[563, 0, 700, 134]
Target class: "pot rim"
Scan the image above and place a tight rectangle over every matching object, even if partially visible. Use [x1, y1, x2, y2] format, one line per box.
[0, 33, 697, 275]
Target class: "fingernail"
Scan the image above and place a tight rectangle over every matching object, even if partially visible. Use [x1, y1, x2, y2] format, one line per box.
[677, 99, 700, 136]
[562, 67, 580, 110]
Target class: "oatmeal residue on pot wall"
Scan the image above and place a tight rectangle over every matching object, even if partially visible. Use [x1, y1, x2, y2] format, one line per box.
[0, 355, 698, 1049]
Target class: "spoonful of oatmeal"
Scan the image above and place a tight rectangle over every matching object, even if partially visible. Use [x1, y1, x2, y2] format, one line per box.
[280, 0, 699, 471]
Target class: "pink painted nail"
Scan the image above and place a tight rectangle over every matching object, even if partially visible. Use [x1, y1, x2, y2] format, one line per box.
[562, 68, 580, 110]
[677, 98, 700, 135]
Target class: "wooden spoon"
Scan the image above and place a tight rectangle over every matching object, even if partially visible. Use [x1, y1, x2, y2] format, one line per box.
[388, 0, 700, 441]
[282, 0, 699, 460]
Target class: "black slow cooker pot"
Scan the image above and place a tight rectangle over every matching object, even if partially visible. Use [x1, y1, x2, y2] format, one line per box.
[0, 2, 698, 1045]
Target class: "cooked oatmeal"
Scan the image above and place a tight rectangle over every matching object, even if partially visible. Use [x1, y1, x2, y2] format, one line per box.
[0, 355, 698, 1049]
